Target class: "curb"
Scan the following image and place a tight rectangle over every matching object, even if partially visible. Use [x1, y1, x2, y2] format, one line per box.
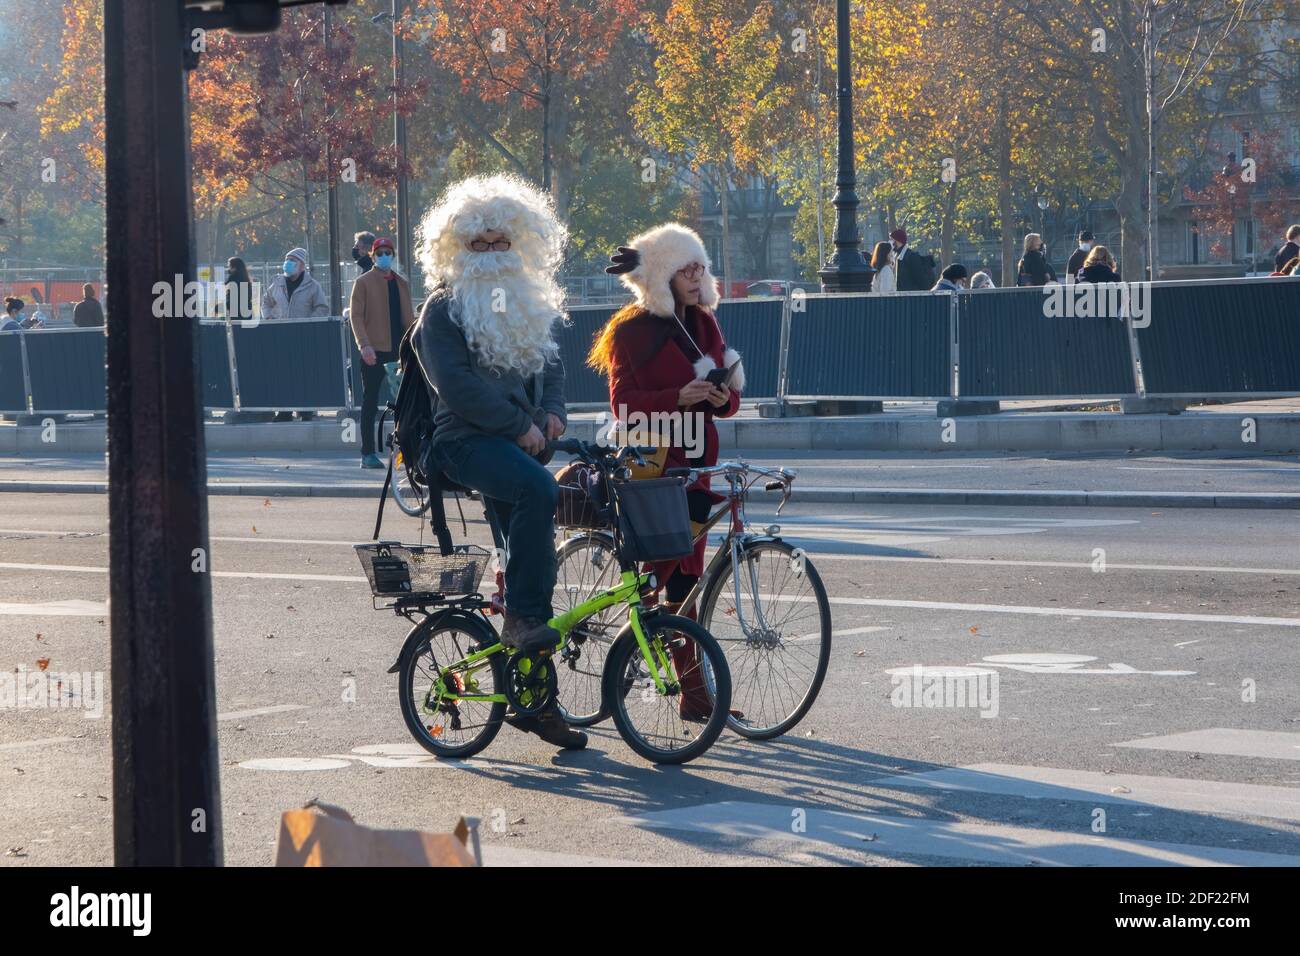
[4, 480, 1298, 509]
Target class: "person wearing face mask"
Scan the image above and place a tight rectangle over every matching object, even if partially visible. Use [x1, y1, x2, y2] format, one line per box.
[1066, 231, 1094, 285]
[349, 237, 416, 467]
[260, 247, 329, 321]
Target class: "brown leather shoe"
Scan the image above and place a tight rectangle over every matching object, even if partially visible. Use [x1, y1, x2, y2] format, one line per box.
[500, 612, 559, 653]
[506, 704, 588, 750]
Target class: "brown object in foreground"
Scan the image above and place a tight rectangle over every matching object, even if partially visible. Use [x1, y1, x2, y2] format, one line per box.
[274, 801, 478, 867]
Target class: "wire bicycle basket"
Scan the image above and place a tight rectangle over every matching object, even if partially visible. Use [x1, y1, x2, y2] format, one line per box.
[354, 541, 491, 606]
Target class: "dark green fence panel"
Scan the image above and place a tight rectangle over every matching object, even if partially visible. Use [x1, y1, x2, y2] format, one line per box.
[0, 333, 25, 413]
[28, 328, 107, 412]
[716, 298, 782, 400]
[231, 318, 347, 409]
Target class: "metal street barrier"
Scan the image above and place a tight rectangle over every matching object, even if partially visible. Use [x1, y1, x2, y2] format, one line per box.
[955, 286, 1136, 399]
[784, 292, 950, 399]
[3, 278, 1298, 417]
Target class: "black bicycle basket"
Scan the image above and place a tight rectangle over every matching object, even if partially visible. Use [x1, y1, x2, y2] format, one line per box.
[354, 541, 490, 597]
[610, 476, 692, 562]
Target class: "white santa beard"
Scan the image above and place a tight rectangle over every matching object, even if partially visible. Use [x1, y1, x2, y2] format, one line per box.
[449, 270, 562, 376]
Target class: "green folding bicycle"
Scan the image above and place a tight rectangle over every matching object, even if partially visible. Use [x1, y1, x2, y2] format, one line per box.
[356, 438, 733, 765]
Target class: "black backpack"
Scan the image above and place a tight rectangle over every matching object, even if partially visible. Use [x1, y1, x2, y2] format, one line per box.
[371, 315, 464, 554]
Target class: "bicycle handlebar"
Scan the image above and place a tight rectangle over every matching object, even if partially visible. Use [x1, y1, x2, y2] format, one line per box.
[547, 438, 657, 469]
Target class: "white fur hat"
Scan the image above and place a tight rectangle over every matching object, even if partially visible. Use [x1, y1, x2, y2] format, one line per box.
[611, 223, 720, 317]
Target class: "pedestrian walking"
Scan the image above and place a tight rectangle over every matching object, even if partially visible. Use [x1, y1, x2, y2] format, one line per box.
[352, 231, 376, 275]
[870, 241, 897, 294]
[72, 284, 105, 327]
[1016, 233, 1057, 286]
[1066, 230, 1094, 283]
[1274, 225, 1300, 273]
[223, 257, 256, 322]
[891, 228, 935, 291]
[349, 237, 416, 468]
[260, 247, 329, 321]
[1078, 245, 1122, 283]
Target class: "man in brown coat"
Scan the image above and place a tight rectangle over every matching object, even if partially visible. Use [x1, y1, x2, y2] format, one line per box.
[349, 237, 416, 467]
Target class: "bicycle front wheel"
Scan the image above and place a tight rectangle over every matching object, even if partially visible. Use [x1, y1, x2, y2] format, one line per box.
[698, 538, 831, 739]
[603, 612, 731, 765]
[553, 531, 623, 725]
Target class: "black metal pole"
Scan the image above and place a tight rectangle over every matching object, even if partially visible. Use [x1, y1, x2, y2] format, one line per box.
[393, 0, 413, 281]
[818, 0, 871, 292]
[325, 6, 343, 316]
[104, 0, 222, 865]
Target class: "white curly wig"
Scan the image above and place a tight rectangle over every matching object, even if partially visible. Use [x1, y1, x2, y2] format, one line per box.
[415, 174, 568, 375]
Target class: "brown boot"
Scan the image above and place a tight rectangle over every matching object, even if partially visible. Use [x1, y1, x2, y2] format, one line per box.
[506, 703, 588, 750]
[500, 611, 559, 653]
[662, 601, 744, 723]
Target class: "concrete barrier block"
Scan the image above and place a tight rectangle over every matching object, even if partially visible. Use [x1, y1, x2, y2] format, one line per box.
[1061, 415, 1162, 451]
[810, 418, 898, 450]
[734, 419, 813, 450]
[993, 418, 1063, 451]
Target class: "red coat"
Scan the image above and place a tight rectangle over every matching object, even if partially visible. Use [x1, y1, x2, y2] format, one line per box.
[608, 306, 741, 578]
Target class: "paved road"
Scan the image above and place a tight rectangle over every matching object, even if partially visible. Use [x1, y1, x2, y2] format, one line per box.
[2, 493, 1299, 866]
[2, 449, 1299, 495]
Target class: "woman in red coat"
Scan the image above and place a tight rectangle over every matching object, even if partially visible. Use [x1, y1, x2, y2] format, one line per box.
[588, 223, 744, 720]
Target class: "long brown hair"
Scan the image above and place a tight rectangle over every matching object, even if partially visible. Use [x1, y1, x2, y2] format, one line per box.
[587, 302, 643, 375]
[870, 241, 892, 270]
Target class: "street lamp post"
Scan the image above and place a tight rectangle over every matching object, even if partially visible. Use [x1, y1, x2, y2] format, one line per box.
[817, 0, 871, 292]
[392, 0, 413, 281]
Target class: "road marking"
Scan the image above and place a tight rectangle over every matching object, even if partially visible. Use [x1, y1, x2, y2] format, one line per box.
[217, 704, 308, 722]
[974, 653, 1196, 676]
[0, 599, 107, 616]
[617, 800, 1300, 866]
[1115, 728, 1300, 761]
[0, 562, 367, 584]
[774, 593, 1300, 628]
[1173, 639, 1203, 647]
[479, 845, 649, 867]
[238, 758, 352, 772]
[833, 626, 890, 638]
[0, 737, 80, 752]
[872, 763, 1300, 823]
[804, 553, 1300, 577]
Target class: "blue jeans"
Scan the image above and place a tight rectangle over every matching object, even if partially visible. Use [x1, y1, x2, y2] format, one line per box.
[430, 434, 558, 621]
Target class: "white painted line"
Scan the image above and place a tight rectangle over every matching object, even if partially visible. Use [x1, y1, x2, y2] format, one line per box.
[0, 561, 366, 584]
[1173, 639, 1203, 648]
[239, 757, 351, 772]
[1115, 728, 1300, 762]
[217, 704, 308, 722]
[775, 593, 1300, 628]
[874, 763, 1300, 823]
[803, 553, 1300, 577]
[832, 626, 890, 637]
[0, 736, 80, 752]
[618, 800, 1300, 866]
[0, 599, 107, 616]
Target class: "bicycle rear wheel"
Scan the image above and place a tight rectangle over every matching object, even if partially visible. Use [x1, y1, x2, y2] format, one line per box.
[603, 612, 731, 765]
[398, 613, 505, 758]
[553, 532, 623, 725]
[389, 446, 431, 517]
[698, 538, 831, 739]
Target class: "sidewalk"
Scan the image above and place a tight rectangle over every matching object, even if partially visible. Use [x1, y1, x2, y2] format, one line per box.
[3, 449, 1298, 509]
[2, 397, 1299, 455]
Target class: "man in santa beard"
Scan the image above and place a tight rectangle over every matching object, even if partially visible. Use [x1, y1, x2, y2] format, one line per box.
[412, 174, 585, 750]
